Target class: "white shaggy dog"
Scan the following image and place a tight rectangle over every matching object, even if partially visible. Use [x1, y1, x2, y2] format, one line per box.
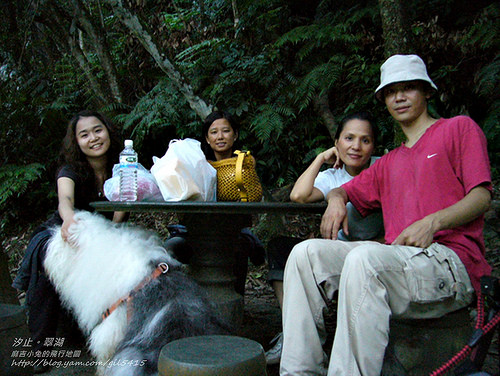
[44, 211, 227, 376]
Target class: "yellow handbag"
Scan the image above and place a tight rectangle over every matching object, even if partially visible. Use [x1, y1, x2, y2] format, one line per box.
[209, 150, 263, 202]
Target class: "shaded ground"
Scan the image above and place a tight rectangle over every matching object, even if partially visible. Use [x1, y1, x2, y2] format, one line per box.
[242, 264, 499, 376]
[4, 201, 500, 376]
[36, 266, 499, 376]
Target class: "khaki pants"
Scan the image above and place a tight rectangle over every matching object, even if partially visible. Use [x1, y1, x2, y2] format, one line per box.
[280, 240, 474, 376]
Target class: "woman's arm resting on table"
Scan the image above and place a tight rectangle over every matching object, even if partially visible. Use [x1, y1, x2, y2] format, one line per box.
[320, 187, 349, 239]
[290, 147, 339, 203]
[392, 185, 491, 247]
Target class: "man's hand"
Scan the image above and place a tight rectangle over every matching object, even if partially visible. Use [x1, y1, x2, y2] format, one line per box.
[392, 186, 491, 248]
[392, 216, 436, 248]
[321, 188, 349, 239]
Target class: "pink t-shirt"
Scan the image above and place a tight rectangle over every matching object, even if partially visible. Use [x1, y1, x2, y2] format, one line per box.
[343, 116, 492, 291]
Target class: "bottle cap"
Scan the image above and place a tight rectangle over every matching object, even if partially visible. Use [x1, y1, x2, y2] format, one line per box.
[124, 140, 133, 148]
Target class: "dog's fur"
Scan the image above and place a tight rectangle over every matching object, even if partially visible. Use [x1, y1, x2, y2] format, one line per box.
[44, 211, 228, 376]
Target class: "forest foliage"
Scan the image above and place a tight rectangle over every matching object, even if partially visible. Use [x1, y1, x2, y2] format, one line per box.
[0, 0, 498, 234]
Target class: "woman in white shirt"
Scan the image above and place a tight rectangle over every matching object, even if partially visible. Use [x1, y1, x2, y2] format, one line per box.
[265, 111, 384, 364]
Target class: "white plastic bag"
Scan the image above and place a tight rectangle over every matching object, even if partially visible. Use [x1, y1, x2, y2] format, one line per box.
[104, 163, 164, 201]
[150, 138, 217, 201]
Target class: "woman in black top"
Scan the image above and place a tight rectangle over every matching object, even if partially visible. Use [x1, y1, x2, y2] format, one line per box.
[13, 110, 127, 373]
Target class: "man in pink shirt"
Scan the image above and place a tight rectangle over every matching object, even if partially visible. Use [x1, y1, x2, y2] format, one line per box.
[279, 55, 492, 376]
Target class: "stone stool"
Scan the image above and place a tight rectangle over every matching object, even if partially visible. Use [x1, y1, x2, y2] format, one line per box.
[158, 335, 267, 376]
[0, 304, 33, 376]
[382, 307, 472, 375]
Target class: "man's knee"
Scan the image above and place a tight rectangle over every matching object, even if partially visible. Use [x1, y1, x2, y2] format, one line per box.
[343, 243, 386, 270]
[288, 239, 328, 266]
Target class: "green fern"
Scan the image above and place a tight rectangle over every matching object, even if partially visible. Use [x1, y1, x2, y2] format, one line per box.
[476, 56, 500, 98]
[175, 38, 228, 64]
[0, 164, 45, 208]
[460, 4, 498, 51]
[294, 60, 344, 111]
[250, 104, 295, 140]
[275, 19, 364, 62]
[112, 79, 201, 149]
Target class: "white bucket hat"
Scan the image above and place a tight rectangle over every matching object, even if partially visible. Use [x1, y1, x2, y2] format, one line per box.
[375, 54, 437, 102]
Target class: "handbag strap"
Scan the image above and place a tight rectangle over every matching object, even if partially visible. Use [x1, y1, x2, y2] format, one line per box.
[234, 150, 249, 202]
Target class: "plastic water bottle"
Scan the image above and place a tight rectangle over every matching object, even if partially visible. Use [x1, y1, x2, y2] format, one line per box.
[119, 139, 138, 201]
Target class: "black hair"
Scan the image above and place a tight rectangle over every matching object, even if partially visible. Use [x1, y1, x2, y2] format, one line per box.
[200, 111, 241, 160]
[59, 110, 121, 184]
[334, 111, 378, 145]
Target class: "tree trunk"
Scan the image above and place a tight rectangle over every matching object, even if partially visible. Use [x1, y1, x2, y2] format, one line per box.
[5, 0, 22, 65]
[231, 0, 240, 34]
[47, 5, 110, 106]
[313, 91, 337, 141]
[70, 0, 124, 104]
[36, 1, 112, 106]
[378, 0, 411, 144]
[68, 30, 109, 107]
[378, 0, 412, 57]
[103, 0, 213, 120]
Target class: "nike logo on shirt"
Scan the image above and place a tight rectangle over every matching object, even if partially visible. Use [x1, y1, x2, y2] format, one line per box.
[427, 153, 438, 159]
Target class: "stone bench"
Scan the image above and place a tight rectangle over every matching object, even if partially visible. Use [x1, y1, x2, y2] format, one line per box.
[158, 335, 267, 376]
[382, 307, 472, 375]
[0, 304, 33, 376]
